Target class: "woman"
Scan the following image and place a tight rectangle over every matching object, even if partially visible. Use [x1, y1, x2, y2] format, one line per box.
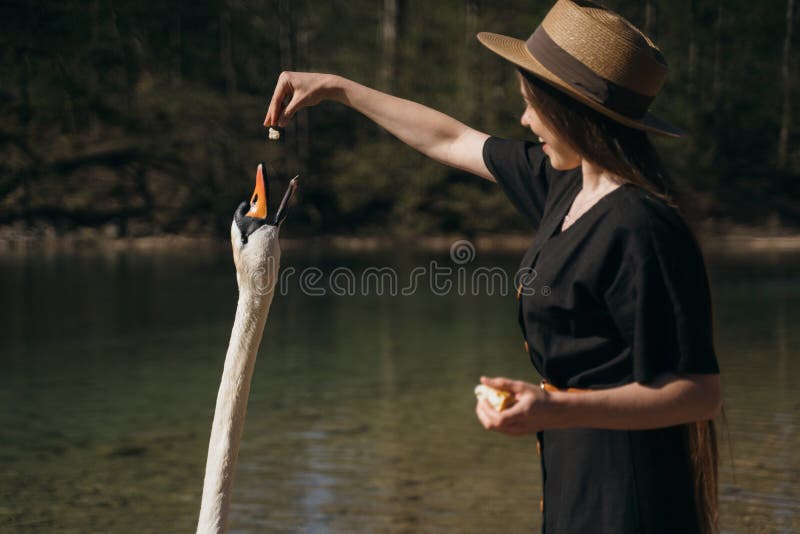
[264, 1, 722, 532]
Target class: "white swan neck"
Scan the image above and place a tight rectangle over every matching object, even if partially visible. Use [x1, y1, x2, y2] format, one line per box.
[196, 285, 275, 533]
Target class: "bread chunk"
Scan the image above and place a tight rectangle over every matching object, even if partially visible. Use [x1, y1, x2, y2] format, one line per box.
[474, 384, 514, 411]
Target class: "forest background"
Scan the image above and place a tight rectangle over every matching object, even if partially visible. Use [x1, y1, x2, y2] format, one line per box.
[1, 0, 797, 240]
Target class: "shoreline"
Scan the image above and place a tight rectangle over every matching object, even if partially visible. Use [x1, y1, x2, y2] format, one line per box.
[2, 224, 800, 254]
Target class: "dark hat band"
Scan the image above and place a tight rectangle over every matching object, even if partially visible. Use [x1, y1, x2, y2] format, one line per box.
[526, 26, 653, 119]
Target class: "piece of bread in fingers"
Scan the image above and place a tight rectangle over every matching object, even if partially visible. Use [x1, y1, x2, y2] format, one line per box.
[474, 384, 514, 411]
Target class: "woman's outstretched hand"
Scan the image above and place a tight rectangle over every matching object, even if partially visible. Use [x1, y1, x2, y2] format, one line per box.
[263, 71, 494, 181]
[264, 71, 340, 128]
[475, 376, 552, 436]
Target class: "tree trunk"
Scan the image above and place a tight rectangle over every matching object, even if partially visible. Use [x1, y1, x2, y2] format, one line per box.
[171, 8, 182, 85]
[277, 0, 301, 161]
[460, 0, 480, 123]
[18, 52, 32, 124]
[110, 6, 142, 117]
[712, 0, 724, 100]
[377, 0, 399, 93]
[296, 24, 310, 163]
[687, 0, 698, 100]
[220, 0, 236, 94]
[278, 0, 294, 71]
[778, 0, 796, 170]
[644, 0, 655, 37]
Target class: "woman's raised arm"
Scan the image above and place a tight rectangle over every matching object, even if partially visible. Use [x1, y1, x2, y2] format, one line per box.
[264, 72, 493, 181]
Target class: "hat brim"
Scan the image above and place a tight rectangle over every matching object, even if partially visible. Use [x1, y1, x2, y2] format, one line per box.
[477, 32, 683, 138]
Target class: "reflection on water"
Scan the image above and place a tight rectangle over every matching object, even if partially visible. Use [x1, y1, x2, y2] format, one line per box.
[0, 244, 798, 533]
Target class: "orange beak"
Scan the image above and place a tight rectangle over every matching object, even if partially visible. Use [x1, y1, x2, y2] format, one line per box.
[246, 164, 268, 219]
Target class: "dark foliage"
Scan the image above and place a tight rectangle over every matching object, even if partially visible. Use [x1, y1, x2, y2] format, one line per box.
[0, 0, 797, 237]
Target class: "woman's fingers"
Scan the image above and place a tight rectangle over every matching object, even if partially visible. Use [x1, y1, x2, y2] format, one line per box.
[475, 398, 496, 428]
[480, 375, 527, 394]
[264, 72, 294, 127]
[476, 398, 505, 428]
[281, 94, 303, 126]
[477, 406, 528, 436]
[264, 72, 335, 128]
[476, 398, 530, 436]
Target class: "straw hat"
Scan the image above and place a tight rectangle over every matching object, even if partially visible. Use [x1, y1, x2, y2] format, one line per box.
[478, 0, 682, 137]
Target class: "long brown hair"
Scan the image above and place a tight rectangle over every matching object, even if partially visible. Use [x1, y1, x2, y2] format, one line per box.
[517, 68, 677, 208]
[517, 68, 720, 534]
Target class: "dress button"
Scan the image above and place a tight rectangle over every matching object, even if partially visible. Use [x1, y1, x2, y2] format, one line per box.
[516, 284, 522, 300]
[524, 341, 529, 353]
[536, 438, 541, 457]
[540, 496, 544, 513]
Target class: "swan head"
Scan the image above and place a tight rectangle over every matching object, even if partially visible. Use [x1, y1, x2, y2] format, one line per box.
[230, 163, 298, 292]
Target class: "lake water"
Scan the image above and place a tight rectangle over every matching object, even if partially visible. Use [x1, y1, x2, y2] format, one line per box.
[0, 243, 798, 533]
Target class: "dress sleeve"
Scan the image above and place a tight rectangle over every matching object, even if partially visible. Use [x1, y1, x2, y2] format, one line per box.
[603, 226, 720, 384]
[482, 136, 550, 228]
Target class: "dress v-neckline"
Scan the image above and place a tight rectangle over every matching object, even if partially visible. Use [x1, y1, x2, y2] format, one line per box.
[549, 179, 630, 239]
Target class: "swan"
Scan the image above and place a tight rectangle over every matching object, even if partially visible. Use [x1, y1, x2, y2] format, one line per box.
[197, 164, 298, 534]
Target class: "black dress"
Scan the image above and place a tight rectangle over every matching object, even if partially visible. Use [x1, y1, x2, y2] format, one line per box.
[482, 136, 720, 534]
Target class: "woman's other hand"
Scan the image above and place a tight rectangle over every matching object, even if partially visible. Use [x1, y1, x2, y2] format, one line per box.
[477, 372, 723, 433]
[264, 71, 340, 128]
[475, 376, 551, 436]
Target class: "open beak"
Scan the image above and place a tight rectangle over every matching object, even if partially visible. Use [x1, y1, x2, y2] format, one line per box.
[246, 163, 268, 219]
